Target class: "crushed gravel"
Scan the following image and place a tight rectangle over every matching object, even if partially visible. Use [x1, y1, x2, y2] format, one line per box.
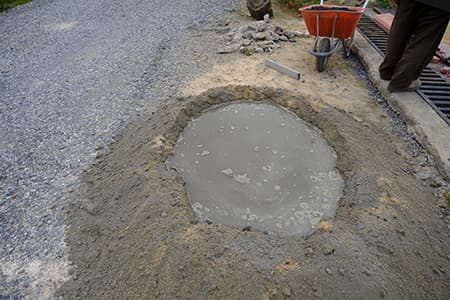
[0, 0, 239, 297]
[349, 55, 423, 156]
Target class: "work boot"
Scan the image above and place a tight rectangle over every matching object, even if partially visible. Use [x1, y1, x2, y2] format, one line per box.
[388, 79, 421, 93]
[379, 71, 392, 81]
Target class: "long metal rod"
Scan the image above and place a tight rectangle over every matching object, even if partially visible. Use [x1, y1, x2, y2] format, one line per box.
[265, 59, 301, 80]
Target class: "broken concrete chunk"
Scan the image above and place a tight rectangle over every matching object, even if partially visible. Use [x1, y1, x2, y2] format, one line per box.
[272, 43, 281, 49]
[233, 32, 244, 41]
[238, 25, 250, 33]
[241, 40, 253, 47]
[242, 31, 252, 40]
[217, 44, 241, 54]
[252, 32, 266, 40]
[254, 47, 264, 53]
[225, 34, 234, 42]
[218, 15, 303, 55]
[260, 45, 273, 52]
[239, 46, 254, 56]
[257, 40, 275, 47]
[283, 32, 296, 40]
[270, 32, 280, 42]
[272, 25, 284, 35]
[248, 23, 257, 31]
[255, 21, 267, 32]
[265, 33, 274, 41]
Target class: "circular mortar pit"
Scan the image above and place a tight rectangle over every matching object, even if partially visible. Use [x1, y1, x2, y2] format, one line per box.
[168, 102, 344, 236]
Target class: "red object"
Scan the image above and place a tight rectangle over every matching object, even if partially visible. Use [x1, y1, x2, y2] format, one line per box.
[441, 66, 450, 75]
[373, 13, 394, 33]
[431, 57, 441, 64]
[300, 5, 364, 39]
[434, 45, 450, 66]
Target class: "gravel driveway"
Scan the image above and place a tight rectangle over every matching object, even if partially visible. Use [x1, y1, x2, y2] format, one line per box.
[0, 0, 238, 297]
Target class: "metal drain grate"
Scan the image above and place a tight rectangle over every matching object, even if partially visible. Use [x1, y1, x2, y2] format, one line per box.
[358, 15, 389, 55]
[357, 15, 450, 125]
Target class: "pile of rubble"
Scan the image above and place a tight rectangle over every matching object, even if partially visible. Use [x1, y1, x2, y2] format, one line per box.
[218, 15, 310, 55]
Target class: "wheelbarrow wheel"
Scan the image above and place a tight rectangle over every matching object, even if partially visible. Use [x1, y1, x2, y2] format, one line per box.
[315, 38, 331, 72]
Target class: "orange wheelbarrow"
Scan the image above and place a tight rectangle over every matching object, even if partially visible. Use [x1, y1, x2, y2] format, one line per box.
[300, 0, 369, 72]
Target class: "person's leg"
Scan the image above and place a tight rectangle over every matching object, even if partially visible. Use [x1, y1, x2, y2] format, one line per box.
[388, 4, 450, 91]
[379, 0, 417, 80]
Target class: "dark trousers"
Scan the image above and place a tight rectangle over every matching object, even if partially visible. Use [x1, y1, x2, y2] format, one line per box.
[379, 0, 450, 90]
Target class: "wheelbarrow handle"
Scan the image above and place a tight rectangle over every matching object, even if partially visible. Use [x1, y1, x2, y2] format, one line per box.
[320, 0, 369, 9]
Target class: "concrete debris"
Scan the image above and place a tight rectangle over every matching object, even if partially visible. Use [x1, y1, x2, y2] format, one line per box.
[218, 19, 310, 55]
[217, 44, 241, 54]
[252, 32, 266, 40]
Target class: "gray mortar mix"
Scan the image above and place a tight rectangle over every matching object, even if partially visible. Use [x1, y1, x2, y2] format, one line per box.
[0, 0, 241, 297]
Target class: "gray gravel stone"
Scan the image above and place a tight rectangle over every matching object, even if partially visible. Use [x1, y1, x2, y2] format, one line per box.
[0, 0, 239, 298]
[218, 43, 241, 54]
[255, 21, 267, 32]
[419, 170, 431, 181]
[252, 32, 266, 40]
[282, 286, 292, 297]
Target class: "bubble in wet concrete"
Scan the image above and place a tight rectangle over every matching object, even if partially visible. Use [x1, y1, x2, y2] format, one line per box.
[168, 103, 344, 236]
[221, 168, 233, 176]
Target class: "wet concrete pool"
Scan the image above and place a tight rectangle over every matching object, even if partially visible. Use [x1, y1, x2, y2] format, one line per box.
[168, 103, 344, 236]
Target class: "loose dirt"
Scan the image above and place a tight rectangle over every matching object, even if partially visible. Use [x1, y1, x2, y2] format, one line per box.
[57, 5, 449, 300]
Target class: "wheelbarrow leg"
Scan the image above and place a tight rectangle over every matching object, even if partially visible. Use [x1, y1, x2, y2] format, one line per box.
[315, 38, 331, 72]
[342, 31, 355, 58]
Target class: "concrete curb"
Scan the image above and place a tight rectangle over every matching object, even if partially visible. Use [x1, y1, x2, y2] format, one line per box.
[352, 31, 450, 180]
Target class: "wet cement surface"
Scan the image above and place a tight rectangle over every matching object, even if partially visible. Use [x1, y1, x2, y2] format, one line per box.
[168, 103, 343, 235]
